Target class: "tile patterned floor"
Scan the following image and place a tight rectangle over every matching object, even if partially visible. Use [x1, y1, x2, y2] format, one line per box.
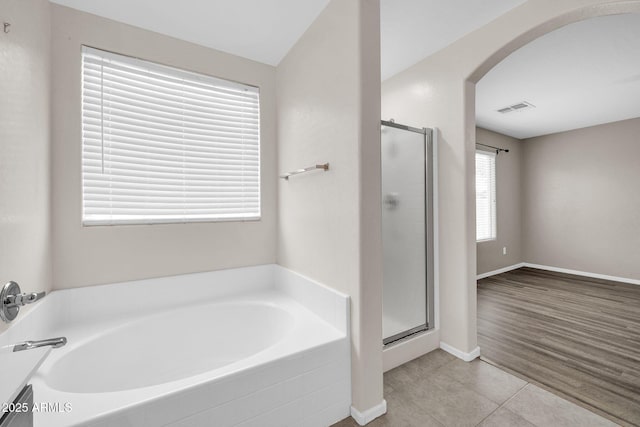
[331, 350, 617, 427]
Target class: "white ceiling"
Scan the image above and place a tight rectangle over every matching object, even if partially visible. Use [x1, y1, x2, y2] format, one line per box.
[50, 0, 525, 74]
[49, 0, 330, 66]
[380, 0, 526, 80]
[49, 1, 640, 140]
[476, 13, 640, 139]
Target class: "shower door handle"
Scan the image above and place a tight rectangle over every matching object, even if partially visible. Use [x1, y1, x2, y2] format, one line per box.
[383, 193, 400, 210]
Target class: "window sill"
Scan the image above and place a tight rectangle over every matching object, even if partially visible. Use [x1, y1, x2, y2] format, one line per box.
[476, 238, 496, 243]
[82, 217, 262, 227]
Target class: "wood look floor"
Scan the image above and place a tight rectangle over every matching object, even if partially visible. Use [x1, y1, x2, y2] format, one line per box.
[478, 267, 640, 427]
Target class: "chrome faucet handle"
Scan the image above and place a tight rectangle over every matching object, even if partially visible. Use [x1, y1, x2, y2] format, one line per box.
[1, 281, 46, 323]
[8, 291, 46, 307]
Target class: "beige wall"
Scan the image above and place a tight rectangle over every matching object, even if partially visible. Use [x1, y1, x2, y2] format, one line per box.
[477, 119, 640, 281]
[522, 118, 640, 280]
[0, 0, 51, 332]
[383, 0, 640, 354]
[277, 0, 383, 414]
[476, 128, 523, 275]
[50, 5, 277, 289]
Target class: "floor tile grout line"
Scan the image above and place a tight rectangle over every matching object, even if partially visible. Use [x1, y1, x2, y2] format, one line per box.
[484, 354, 633, 426]
[472, 379, 531, 426]
[429, 357, 530, 427]
[395, 356, 491, 427]
[335, 348, 627, 427]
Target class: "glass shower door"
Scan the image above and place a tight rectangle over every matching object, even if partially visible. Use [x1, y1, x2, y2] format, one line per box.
[381, 121, 433, 345]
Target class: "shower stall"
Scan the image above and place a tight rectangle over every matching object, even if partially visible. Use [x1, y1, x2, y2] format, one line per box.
[381, 120, 434, 345]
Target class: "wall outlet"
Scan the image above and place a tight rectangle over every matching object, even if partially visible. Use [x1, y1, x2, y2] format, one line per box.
[502, 246, 507, 256]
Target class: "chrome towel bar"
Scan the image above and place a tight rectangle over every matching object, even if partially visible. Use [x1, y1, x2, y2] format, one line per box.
[280, 163, 329, 180]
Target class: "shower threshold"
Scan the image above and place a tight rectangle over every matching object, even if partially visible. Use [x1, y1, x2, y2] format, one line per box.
[383, 324, 428, 346]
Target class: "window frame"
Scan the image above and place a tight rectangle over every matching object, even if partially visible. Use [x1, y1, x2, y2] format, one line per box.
[475, 149, 497, 242]
[80, 46, 261, 226]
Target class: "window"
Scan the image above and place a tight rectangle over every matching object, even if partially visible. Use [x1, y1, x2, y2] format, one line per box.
[476, 150, 496, 241]
[81, 46, 260, 225]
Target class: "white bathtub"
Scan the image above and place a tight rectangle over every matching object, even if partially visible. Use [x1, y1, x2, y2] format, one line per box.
[1, 265, 351, 427]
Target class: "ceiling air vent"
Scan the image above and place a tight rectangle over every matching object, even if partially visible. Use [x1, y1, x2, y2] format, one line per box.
[497, 101, 535, 114]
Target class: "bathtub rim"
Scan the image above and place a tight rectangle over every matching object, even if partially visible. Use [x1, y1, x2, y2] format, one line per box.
[0, 264, 351, 426]
[31, 288, 349, 426]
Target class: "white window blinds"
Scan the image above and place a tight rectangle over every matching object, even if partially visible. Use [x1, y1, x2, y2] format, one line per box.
[81, 46, 260, 225]
[476, 150, 497, 241]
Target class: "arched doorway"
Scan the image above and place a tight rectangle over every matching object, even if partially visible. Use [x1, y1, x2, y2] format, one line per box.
[472, 10, 640, 425]
[383, 1, 640, 359]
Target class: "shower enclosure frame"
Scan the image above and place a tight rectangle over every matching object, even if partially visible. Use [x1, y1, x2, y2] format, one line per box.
[381, 120, 435, 346]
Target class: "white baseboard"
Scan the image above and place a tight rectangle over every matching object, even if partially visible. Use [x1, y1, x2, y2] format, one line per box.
[477, 262, 639, 286]
[350, 400, 387, 426]
[523, 263, 640, 286]
[476, 263, 525, 280]
[440, 342, 480, 362]
[383, 329, 440, 372]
